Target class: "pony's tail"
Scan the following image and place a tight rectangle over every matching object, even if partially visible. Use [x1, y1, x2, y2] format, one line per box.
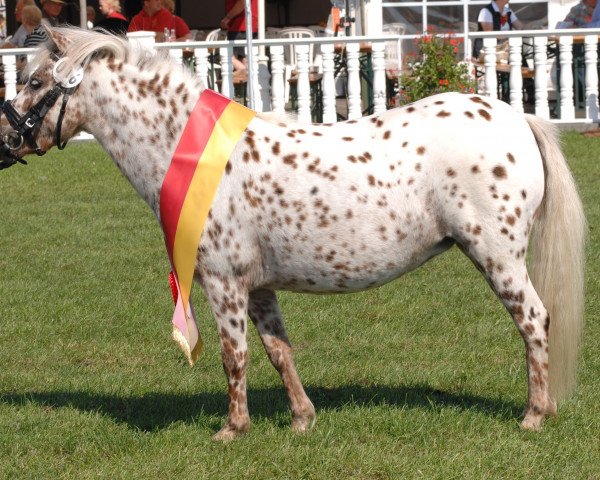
[526, 114, 586, 402]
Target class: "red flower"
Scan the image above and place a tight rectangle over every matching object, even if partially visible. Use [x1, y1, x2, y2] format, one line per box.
[439, 79, 449, 86]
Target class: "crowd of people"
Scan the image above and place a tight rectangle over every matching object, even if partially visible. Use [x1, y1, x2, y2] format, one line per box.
[0, 0, 260, 46]
[0, 0, 599, 68]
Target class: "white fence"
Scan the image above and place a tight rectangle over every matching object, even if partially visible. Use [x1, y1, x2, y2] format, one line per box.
[2, 29, 600, 125]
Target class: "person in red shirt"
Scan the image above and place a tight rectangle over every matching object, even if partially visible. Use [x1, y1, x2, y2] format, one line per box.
[220, 0, 257, 71]
[128, 0, 191, 42]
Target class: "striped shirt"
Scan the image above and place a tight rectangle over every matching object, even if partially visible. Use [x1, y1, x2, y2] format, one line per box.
[24, 25, 48, 48]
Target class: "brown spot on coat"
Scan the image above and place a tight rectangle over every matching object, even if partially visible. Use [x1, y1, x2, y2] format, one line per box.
[478, 109, 492, 121]
[493, 165, 507, 179]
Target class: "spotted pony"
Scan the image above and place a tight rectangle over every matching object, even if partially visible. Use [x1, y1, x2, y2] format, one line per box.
[0, 27, 586, 440]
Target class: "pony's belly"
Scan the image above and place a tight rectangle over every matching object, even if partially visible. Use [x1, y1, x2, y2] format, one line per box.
[261, 237, 454, 293]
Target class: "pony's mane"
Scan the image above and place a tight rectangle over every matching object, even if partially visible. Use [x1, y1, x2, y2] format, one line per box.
[25, 26, 189, 82]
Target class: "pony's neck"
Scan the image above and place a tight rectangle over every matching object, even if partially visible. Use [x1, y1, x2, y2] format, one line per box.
[82, 57, 203, 214]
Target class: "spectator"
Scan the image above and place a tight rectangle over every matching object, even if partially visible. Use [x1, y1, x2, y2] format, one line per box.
[220, 0, 257, 72]
[22, 5, 47, 48]
[128, 0, 191, 42]
[95, 0, 129, 34]
[3, 0, 35, 48]
[557, 0, 596, 28]
[40, 0, 65, 27]
[161, 0, 191, 39]
[473, 0, 522, 59]
[589, 0, 600, 26]
[15, 5, 47, 70]
[86, 5, 96, 28]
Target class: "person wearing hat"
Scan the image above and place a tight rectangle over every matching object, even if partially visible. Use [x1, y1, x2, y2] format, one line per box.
[40, 0, 65, 26]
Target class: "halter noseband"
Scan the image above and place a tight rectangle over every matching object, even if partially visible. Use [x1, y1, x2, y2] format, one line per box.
[0, 56, 85, 170]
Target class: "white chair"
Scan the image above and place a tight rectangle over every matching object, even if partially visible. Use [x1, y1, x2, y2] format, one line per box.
[277, 27, 317, 103]
[266, 27, 282, 39]
[205, 28, 226, 42]
[307, 25, 327, 37]
[204, 29, 229, 92]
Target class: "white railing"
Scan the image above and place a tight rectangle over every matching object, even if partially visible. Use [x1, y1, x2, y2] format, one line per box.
[151, 34, 395, 123]
[1, 30, 600, 125]
[470, 28, 600, 123]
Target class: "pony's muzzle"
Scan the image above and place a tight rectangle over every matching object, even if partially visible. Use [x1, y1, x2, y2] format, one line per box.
[1, 130, 24, 150]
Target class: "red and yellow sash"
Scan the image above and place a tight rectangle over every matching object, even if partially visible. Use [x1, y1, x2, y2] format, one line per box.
[159, 90, 256, 366]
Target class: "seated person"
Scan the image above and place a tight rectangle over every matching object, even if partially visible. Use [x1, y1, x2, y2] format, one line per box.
[95, 0, 129, 35]
[22, 5, 47, 48]
[127, 0, 191, 42]
[588, 0, 600, 26]
[17, 5, 47, 70]
[473, 0, 523, 60]
[557, 0, 596, 28]
[2, 0, 35, 48]
[86, 5, 96, 29]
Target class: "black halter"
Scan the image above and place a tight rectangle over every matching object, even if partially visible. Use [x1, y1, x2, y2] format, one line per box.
[0, 56, 84, 170]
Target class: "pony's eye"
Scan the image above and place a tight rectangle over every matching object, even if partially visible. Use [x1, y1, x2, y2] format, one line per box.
[29, 78, 42, 90]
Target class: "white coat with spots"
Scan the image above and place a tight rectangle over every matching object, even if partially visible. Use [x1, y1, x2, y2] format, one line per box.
[1, 27, 585, 440]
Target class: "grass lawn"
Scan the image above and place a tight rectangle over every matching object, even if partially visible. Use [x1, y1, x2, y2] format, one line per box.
[0, 133, 598, 479]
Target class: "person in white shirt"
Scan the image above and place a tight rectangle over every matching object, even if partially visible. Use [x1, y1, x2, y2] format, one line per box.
[473, 0, 523, 59]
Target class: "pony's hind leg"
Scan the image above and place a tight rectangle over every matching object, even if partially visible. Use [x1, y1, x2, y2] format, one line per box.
[203, 275, 252, 441]
[248, 289, 316, 433]
[458, 239, 557, 430]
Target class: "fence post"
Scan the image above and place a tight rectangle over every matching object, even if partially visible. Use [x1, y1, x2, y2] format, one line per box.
[346, 42, 362, 119]
[296, 44, 311, 123]
[3, 54, 17, 100]
[270, 45, 285, 114]
[558, 36, 575, 120]
[533, 36, 549, 119]
[257, 46, 271, 112]
[509, 36, 523, 112]
[584, 34, 599, 121]
[320, 43, 337, 124]
[483, 37, 498, 99]
[220, 46, 234, 98]
[371, 41, 386, 114]
[194, 47, 209, 88]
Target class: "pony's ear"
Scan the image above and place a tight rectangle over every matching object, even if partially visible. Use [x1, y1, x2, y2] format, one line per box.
[43, 24, 71, 55]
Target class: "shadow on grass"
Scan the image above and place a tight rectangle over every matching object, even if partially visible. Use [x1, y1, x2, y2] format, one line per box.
[0, 384, 523, 432]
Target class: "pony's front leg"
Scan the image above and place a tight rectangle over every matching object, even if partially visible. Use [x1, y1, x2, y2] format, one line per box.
[203, 276, 251, 441]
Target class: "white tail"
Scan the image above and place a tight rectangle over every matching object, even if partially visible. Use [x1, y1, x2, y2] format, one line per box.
[526, 115, 587, 402]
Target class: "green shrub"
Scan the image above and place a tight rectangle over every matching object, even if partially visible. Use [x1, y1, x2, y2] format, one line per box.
[400, 34, 476, 104]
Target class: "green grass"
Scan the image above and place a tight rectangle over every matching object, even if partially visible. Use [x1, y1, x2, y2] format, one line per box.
[0, 135, 598, 479]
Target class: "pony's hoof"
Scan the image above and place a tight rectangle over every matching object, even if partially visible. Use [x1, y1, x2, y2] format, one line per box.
[212, 424, 248, 441]
[291, 414, 316, 434]
[520, 412, 544, 431]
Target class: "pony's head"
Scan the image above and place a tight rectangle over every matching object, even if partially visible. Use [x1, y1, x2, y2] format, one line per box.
[0, 26, 129, 169]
